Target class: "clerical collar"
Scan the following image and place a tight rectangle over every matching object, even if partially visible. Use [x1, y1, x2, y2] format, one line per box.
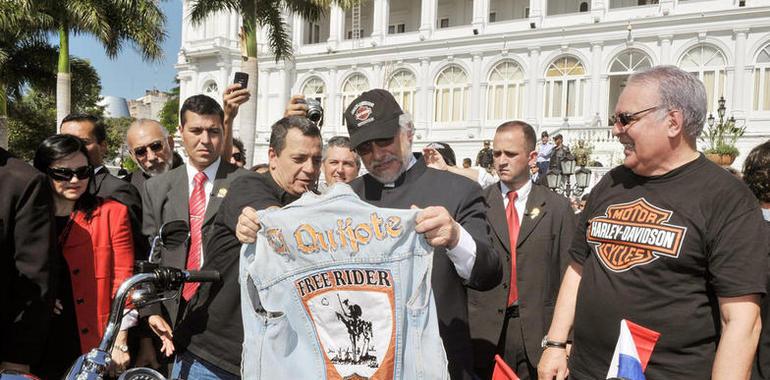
[383, 155, 417, 188]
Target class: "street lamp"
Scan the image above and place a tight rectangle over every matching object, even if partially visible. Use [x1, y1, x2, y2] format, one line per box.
[546, 153, 591, 197]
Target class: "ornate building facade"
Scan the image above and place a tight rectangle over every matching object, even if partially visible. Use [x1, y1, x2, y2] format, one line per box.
[176, 0, 770, 168]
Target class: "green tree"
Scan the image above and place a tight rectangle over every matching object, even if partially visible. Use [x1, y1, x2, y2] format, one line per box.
[159, 86, 180, 135]
[189, 0, 354, 165]
[104, 116, 133, 162]
[8, 57, 104, 159]
[10, 0, 167, 127]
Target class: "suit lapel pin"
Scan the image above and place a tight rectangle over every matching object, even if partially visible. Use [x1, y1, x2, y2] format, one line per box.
[216, 188, 228, 198]
[529, 207, 541, 219]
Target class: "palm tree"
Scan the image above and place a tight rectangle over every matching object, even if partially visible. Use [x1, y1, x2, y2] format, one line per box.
[189, 0, 354, 165]
[16, 0, 167, 129]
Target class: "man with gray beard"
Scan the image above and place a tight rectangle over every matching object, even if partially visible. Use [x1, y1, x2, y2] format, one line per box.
[125, 119, 182, 193]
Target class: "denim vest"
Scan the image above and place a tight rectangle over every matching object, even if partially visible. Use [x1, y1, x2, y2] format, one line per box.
[240, 184, 449, 379]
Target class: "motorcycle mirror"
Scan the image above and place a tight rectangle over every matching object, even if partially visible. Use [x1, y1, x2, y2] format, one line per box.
[159, 220, 190, 249]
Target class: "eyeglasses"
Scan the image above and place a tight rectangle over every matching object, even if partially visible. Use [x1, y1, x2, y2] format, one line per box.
[355, 137, 395, 155]
[610, 105, 663, 127]
[232, 152, 245, 162]
[47, 166, 93, 181]
[133, 141, 164, 157]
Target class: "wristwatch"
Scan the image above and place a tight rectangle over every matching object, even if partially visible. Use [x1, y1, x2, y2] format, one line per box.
[541, 335, 569, 349]
[115, 344, 129, 353]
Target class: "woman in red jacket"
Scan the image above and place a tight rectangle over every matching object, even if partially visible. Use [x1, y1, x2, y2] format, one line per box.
[32, 134, 134, 378]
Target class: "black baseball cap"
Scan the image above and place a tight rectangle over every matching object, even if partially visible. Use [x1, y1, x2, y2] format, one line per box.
[344, 89, 404, 149]
[426, 142, 457, 166]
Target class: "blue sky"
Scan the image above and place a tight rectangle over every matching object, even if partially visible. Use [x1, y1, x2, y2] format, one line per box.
[51, 0, 183, 100]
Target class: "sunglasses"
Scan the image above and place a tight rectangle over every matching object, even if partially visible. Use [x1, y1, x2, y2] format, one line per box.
[47, 165, 93, 182]
[232, 152, 245, 162]
[133, 141, 164, 157]
[610, 105, 663, 127]
[355, 137, 395, 155]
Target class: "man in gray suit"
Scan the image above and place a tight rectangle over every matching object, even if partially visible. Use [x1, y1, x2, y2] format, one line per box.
[469, 121, 575, 379]
[141, 94, 249, 355]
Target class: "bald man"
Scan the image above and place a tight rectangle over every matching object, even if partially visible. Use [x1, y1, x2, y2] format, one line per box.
[125, 119, 182, 193]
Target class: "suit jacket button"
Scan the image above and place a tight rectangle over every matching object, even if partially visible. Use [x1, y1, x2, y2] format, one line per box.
[497, 308, 504, 314]
[81, 328, 89, 334]
[76, 298, 84, 304]
[72, 269, 80, 275]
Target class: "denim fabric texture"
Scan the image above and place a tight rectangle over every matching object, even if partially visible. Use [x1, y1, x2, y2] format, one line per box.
[171, 351, 241, 380]
[240, 184, 449, 379]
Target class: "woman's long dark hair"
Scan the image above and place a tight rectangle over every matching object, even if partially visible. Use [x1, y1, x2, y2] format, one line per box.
[34, 134, 98, 219]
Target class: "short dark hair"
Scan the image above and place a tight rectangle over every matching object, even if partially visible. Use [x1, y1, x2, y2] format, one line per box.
[233, 138, 245, 155]
[541, 131, 549, 137]
[743, 140, 770, 203]
[61, 113, 107, 143]
[33, 134, 98, 218]
[180, 94, 224, 126]
[324, 136, 361, 168]
[496, 120, 536, 152]
[269, 116, 321, 155]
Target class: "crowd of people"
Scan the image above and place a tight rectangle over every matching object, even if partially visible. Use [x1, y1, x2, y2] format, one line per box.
[1, 65, 769, 380]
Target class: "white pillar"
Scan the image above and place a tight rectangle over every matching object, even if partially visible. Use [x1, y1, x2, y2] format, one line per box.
[419, 0, 437, 39]
[732, 28, 748, 114]
[590, 42, 603, 117]
[590, 0, 605, 23]
[528, 0, 544, 25]
[293, 13, 304, 50]
[472, 0, 489, 33]
[659, 35, 673, 65]
[328, 5, 344, 49]
[527, 48, 540, 125]
[470, 53, 483, 131]
[328, 68, 341, 134]
[372, 0, 388, 45]
[419, 57, 431, 134]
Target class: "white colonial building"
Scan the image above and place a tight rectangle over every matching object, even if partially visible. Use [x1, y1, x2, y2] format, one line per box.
[176, 0, 770, 169]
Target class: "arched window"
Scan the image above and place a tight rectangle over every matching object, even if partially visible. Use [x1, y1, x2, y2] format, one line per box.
[579, 2, 589, 11]
[607, 50, 653, 125]
[434, 65, 470, 122]
[301, 77, 326, 111]
[341, 73, 370, 125]
[753, 44, 770, 111]
[679, 44, 727, 114]
[544, 56, 586, 118]
[203, 81, 219, 97]
[386, 69, 417, 116]
[486, 60, 526, 121]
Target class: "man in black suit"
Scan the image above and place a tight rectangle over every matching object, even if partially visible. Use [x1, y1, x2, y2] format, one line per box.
[468, 121, 575, 379]
[0, 147, 54, 375]
[141, 94, 249, 356]
[344, 89, 502, 379]
[60, 114, 147, 258]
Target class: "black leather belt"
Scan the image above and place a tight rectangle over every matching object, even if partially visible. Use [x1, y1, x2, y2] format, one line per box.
[505, 304, 519, 319]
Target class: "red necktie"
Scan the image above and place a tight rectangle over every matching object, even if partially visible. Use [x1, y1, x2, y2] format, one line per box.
[506, 191, 520, 306]
[183, 171, 207, 300]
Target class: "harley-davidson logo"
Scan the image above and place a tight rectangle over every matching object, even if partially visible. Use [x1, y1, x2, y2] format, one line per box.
[355, 105, 372, 121]
[587, 198, 687, 272]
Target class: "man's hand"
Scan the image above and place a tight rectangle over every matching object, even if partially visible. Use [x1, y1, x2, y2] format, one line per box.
[148, 315, 175, 357]
[134, 336, 160, 369]
[237, 206, 261, 244]
[0, 362, 30, 374]
[108, 330, 130, 377]
[538, 347, 569, 380]
[223, 83, 251, 123]
[422, 148, 449, 171]
[284, 94, 308, 117]
[414, 206, 461, 249]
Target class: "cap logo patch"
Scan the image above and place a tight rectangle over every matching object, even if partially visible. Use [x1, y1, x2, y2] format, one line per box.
[351, 101, 375, 127]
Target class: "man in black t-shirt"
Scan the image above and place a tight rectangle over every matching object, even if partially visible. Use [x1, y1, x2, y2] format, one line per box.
[538, 66, 769, 380]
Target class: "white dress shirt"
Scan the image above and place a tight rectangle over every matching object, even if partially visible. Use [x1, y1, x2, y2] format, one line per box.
[185, 157, 221, 265]
[500, 179, 532, 224]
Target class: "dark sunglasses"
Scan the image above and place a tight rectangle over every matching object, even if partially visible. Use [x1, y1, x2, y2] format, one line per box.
[355, 137, 395, 155]
[232, 152, 245, 162]
[610, 105, 663, 127]
[133, 140, 164, 157]
[47, 165, 93, 181]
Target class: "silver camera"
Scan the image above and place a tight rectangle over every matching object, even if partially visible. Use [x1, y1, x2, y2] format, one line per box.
[305, 98, 324, 126]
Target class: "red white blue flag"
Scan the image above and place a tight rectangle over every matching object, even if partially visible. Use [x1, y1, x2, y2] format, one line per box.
[606, 319, 661, 380]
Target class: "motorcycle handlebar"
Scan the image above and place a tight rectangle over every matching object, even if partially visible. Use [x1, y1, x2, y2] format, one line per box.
[185, 270, 220, 283]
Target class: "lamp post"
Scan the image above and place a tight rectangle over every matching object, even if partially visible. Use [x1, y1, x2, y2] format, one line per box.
[545, 153, 591, 197]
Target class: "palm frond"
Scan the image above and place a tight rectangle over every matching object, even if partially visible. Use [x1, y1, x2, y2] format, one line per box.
[189, 0, 243, 25]
[283, 0, 326, 22]
[256, 0, 293, 61]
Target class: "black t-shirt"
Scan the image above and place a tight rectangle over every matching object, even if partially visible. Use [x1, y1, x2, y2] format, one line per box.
[569, 154, 768, 379]
[174, 171, 298, 375]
